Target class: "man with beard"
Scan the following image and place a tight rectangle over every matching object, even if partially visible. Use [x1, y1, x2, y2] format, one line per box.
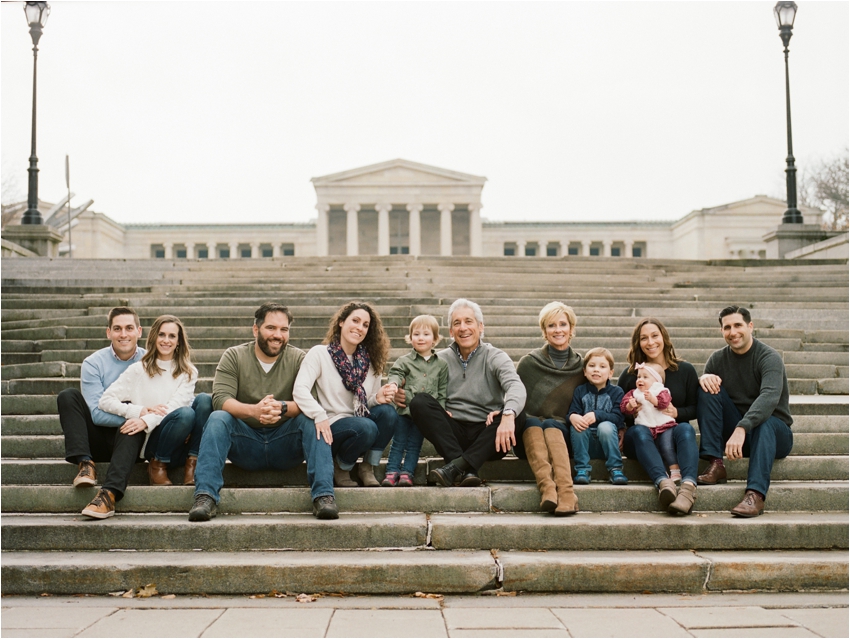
[189, 303, 337, 521]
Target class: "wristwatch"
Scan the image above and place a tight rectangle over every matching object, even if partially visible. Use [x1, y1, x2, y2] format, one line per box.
[279, 401, 288, 416]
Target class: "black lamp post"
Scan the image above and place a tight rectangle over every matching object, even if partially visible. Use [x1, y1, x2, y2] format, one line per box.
[21, 1, 50, 225]
[774, 0, 803, 224]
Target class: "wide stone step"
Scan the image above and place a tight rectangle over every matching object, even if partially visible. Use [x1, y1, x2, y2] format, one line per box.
[2, 482, 846, 515]
[1, 549, 845, 595]
[2, 512, 846, 552]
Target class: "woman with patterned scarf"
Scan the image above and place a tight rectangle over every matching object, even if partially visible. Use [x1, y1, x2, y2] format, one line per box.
[293, 301, 398, 487]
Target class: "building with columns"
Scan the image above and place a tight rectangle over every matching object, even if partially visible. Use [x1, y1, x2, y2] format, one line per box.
[7, 158, 829, 261]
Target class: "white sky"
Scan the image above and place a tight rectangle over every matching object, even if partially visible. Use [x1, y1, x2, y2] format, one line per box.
[2, 1, 848, 225]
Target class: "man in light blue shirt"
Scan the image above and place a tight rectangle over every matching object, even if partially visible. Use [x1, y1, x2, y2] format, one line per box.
[57, 307, 147, 510]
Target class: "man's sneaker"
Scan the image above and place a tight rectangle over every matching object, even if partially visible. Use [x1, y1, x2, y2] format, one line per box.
[312, 495, 340, 520]
[381, 471, 399, 487]
[73, 460, 97, 487]
[188, 494, 217, 522]
[81, 488, 115, 519]
[573, 470, 591, 485]
[428, 462, 462, 487]
[609, 469, 629, 485]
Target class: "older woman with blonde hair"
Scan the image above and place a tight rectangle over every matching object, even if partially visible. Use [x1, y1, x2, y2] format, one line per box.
[515, 301, 585, 516]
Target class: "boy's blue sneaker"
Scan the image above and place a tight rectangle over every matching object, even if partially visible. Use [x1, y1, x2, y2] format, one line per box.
[610, 469, 628, 485]
[574, 470, 591, 485]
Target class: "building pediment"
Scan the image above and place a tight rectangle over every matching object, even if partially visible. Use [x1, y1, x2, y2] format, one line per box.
[311, 159, 486, 187]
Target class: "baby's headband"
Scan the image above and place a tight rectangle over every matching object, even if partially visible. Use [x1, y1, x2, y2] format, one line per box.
[635, 362, 663, 384]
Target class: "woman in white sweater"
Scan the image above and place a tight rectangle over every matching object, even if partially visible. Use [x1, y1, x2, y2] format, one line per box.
[293, 301, 398, 487]
[97, 315, 207, 494]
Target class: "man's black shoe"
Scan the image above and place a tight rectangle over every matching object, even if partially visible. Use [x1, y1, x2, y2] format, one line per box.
[312, 495, 340, 520]
[459, 471, 482, 487]
[188, 493, 217, 521]
[428, 462, 462, 487]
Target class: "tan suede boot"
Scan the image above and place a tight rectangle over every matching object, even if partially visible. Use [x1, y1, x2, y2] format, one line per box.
[523, 427, 557, 512]
[668, 481, 697, 515]
[544, 428, 579, 516]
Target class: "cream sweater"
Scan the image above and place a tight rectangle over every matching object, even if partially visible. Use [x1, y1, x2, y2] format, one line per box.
[293, 345, 381, 425]
[99, 359, 198, 452]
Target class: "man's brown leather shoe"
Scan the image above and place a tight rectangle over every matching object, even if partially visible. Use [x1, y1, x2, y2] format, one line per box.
[697, 459, 727, 485]
[73, 460, 97, 487]
[82, 488, 115, 519]
[148, 459, 172, 485]
[731, 490, 765, 517]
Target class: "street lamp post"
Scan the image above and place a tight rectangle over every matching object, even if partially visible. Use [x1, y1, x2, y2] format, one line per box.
[774, 1, 803, 224]
[22, 1, 50, 225]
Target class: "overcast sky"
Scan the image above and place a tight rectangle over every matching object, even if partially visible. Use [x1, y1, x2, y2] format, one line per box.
[2, 1, 847, 226]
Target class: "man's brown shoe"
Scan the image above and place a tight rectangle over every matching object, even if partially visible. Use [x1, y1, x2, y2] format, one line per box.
[731, 490, 764, 518]
[73, 460, 97, 487]
[82, 488, 115, 519]
[148, 459, 173, 485]
[697, 459, 727, 485]
[183, 456, 197, 486]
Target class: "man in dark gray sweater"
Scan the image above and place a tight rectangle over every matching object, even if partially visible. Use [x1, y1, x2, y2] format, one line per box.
[401, 298, 526, 487]
[696, 306, 793, 517]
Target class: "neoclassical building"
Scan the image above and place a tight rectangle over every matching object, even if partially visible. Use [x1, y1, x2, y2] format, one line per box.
[5, 159, 832, 261]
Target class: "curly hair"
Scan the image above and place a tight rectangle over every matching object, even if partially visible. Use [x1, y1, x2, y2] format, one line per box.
[323, 301, 390, 374]
[626, 317, 680, 374]
[141, 315, 194, 380]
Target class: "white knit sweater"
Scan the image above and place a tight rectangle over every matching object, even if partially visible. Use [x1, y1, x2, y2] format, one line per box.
[293, 345, 381, 425]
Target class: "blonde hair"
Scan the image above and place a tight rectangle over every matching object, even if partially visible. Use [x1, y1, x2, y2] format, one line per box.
[583, 347, 614, 370]
[638, 362, 666, 383]
[404, 315, 442, 346]
[538, 302, 577, 340]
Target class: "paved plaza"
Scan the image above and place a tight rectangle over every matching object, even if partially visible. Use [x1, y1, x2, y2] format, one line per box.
[2, 592, 847, 638]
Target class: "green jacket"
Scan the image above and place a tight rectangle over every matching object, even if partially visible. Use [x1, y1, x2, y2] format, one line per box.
[387, 349, 448, 416]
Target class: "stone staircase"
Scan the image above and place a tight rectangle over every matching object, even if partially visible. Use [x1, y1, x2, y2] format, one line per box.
[2, 256, 848, 595]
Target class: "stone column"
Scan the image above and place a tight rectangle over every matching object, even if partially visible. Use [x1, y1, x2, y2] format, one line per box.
[272, 243, 281, 257]
[603, 240, 612, 257]
[229, 242, 239, 259]
[207, 242, 216, 259]
[376, 204, 391, 256]
[624, 240, 634, 258]
[407, 204, 422, 256]
[560, 241, 568, 257]
[250, 242, 260, 258]
[468, 202, 483, 257]
[315, 203, 330, 256]
[344, 203, 360, 256]
[185, 242, 194, 259]
[164, 242, 173, 259]
[581, 240, 590, 256]
[517, 240, 526, 257]
[438, 203, 454, 256]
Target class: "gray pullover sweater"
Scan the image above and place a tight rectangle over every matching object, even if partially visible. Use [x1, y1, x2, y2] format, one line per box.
[438, 341, 526, 423]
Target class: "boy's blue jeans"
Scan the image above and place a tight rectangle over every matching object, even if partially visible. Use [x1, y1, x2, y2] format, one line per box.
[385, 414, 425, 475]
[697, 387, 793, 496]
[570, 421, 623, 474]
[194, 410, 333, 503]
[144, 393, 212, 466]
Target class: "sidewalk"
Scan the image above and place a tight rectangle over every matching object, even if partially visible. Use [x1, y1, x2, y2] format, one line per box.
[2, 591, 847, 637]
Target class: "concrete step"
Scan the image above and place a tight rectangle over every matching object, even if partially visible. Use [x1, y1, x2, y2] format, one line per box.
[1, 549, 845, 595]
[2, 512, 846, 553]
[2, 482, 846, 515]
[2, 454, 847, 487]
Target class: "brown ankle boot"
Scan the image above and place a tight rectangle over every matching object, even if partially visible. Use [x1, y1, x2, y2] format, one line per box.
[544, 428, 578, 516]
[183, 456, 197, 486]
[148, 459, 172, 485]
[523, 427, 557, 512]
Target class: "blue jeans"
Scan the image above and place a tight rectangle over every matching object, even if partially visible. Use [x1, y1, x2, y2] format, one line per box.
[144, 394, 212, 466]
[570, 421, 622, 474]
[194, 411, 333, 502]
[624, 422, 699, 486]
[697, 387, 793, 496]
[514, 416, 568, 460]
[385, 414, 424, 475]
[656, 428, 677, 470]
[332, 403, 397, 469]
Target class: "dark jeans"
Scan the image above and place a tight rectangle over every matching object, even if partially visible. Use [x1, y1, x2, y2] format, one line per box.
[331, 403, 397, 469]
[656, 428, 677, 469]
[385, 414, 425, 475]
[57, 387, 143, 501]
[624, 422, 699, 486]
[143, 394, 212, 466]
[697, 387, 793, 496]
[409, 394, 505, 472]
[194, 410, 334, 503]
[513, 416, 568, 460]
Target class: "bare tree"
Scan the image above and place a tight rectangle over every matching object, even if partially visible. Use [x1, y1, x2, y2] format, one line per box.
[798, 151, 849, 231]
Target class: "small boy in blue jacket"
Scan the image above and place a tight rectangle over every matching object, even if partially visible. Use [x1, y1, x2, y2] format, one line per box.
[568, 347, 627, 485]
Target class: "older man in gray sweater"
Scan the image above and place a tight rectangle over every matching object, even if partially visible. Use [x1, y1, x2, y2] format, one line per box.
[402, 298, 526, 487]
